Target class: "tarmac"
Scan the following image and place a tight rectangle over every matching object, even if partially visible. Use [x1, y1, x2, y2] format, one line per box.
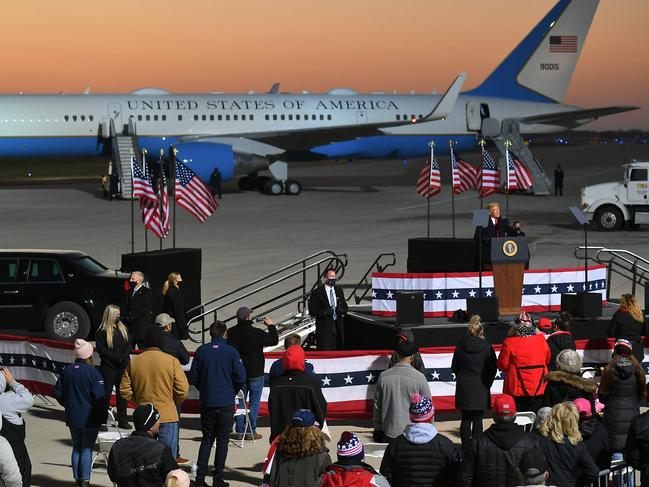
[3, 141, 649, 486]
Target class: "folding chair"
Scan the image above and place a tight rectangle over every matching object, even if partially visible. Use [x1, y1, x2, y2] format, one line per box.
[229, 390, 253, 448]
[364, 443, 389, 458]
[514, 411, 536, 432]
[91, 409, 123, 468]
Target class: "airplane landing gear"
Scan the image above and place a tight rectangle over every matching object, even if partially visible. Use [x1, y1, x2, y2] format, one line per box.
[238, 162, 303, 196]
[284, 180, 302, 195]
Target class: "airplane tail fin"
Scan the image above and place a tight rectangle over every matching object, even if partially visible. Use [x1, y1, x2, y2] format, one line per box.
[466, 0, 599, 103]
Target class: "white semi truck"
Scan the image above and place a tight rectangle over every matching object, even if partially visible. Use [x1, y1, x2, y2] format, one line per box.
[581, 160, 649, 231]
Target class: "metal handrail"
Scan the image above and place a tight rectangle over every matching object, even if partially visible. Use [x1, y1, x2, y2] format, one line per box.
[347, 253, 397, 305]
[575, 246, 649, 298]
[186, 252, 347, 343]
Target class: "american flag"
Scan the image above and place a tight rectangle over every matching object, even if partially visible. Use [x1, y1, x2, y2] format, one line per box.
[478, 148, 500, 197]
[132, 156, 166, 238]
[131, 156, 156, 201]
[416, 145, 441, 198]
[506, 149, 533, 191]
[450, 146, 478, 194]
[157, 167, 170, 237]
[175, 160, 219, 222]
[549, 35, 577, 53]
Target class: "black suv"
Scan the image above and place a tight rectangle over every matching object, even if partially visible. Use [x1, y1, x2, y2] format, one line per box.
[0, 250, 129, 341]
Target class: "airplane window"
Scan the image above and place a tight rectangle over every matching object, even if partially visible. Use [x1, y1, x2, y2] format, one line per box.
[218, 115, 222, 121]
[138, 115, 142, 121]
[72, 115, 77, 121]
[396, 115, 400, 121]
[178, 115, 182, 121]
[288, 114, 293, 121]
[280, 115, 285, 120]
[210, 115, 214, 121]
[265, 114, 270, 121]
[202, 115, 207, 121]
[319, 114, 324, 120]
[411, 114, 415, 120]
[327, 115, 332, 120]
[418, 114, 423, 119]
[296, 114, 300, 120]
[233, 115, 238, 121]
[162, 115, 166, 121]
[403, 114, 407, 120]
[81, 115, 85, 121]
[64, 115, 69, 121]
[89, 115, 94, 121]
[154, 115, 159, 121]
[225, 115, 230, 121]
[250, 114, 254, 121]
[146, 115, 150, 121]
[273, 114, 277, 121]
[312, 115, 316, 120]
[241, 114, 246, 121]
[194, 115, 198, 121]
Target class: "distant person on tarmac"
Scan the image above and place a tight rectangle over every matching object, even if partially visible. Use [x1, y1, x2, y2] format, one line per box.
[210, 167, 222, 199]
[109, 172, 119, 201]
[554, 164, 564, 196]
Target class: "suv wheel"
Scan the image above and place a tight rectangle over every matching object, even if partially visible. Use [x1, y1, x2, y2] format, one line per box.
[44, 301, 91, 341]
[595, 206, 623, 231]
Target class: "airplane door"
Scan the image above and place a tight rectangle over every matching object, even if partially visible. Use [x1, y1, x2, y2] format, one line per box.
[108, 103, 122, 131]
[627, 167, 649, 204]
[466, 101, 482, 131]
[356, 110, 368, 124]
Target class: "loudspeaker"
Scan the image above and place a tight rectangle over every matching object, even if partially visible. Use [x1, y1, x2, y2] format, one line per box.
[121, 248, 202, 316]
[396, 291, 424, 326]
[561, 292, 602, 319]
[466, 297, 499, 323]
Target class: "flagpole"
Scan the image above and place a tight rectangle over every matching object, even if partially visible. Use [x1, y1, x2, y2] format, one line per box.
[130, 149, 135, 254]
[505, 140, 511, 219]
[171, 147, 177, 249]
[427, 141, 435, 239]
[449, 140, 456, 239]
[142, 149, 149, 253]
[158, 149, 164, 251]
[478, 139, 486, 209]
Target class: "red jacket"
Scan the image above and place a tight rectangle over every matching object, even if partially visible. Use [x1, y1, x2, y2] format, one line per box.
[497, 334, 551, 397]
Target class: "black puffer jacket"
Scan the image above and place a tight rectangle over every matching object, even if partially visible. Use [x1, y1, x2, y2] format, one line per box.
[624, 410, 649, 486]
[543, 371, 597, 412]
[380, 423, 460, 487]
[451, 335, 497, 411]
[600, 357, 643, 451]
[538, 435, 599, 487]
[579, 416, 610, 471]
[547, 331, 576, 370]
[607, 310, 647, 362]
[461, 421, 539, 487]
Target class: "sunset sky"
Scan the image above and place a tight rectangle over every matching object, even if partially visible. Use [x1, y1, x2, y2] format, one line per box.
[2, 0, 647, 129]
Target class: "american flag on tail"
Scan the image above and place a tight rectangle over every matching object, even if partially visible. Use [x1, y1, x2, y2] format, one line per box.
[131, 156, 166, 238]
[175, 160, 219, 222]
[478, 147, 500, 197]
[416, 144, 441, 198]
[506, 148, 533, 191]
[450, 146, 478, 194]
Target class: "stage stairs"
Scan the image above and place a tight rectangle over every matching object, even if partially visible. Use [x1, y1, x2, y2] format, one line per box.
[489, 119, 552, 195]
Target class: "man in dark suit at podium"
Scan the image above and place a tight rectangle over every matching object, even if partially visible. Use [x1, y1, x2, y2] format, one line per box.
[475, 202, 519, 270]
[309, 268, 348, 351]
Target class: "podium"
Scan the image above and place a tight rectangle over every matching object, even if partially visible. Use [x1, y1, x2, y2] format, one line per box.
[490, 237, 529, 316]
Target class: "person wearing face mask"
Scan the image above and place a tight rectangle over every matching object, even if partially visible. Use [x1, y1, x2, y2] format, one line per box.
[122, 271, 154, 349]
[308, 268, 349, 351]
[163, 272, 188, 340]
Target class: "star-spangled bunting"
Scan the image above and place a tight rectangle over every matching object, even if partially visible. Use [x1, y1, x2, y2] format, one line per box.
[450, 146, 478, 194]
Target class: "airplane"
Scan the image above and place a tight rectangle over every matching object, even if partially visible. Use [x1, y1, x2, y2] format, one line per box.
[0, 0, 636, 196]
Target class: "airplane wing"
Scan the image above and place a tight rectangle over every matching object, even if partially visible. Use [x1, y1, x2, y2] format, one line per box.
[180, 74, 465, 152]
[519, 106, 638, 127]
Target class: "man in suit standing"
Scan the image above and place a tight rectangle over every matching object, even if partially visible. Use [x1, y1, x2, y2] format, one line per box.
[309, 268, 348, 351]
[123, 271, 154, 349]
[474, 202, 518, 270]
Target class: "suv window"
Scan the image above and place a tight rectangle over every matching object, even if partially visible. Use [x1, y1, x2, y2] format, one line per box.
[630, 168, 648, 181]
[0, 259, 19, 283]
[75, 256, 107, 274]
[28, 259, 64, 283]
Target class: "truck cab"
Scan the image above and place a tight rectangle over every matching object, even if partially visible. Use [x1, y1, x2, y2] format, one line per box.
[581, 160, 649, 230]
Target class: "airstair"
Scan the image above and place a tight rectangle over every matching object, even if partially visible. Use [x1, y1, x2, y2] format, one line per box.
[488, 119, 552, 195]
[109, 118, 141, 199]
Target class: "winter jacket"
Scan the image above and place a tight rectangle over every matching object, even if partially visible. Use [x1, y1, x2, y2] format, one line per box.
[0, 434, 21, 487]
[600, 357, 642, 451]
[321, 462, 391, 487]
[547, 331, 576, 371]
[54, 359, 106, 428]
[163, 285, 187, 339]
[227, 319, 279, 378]
[146, 326, 190, 365]
[120, 348, 189, 423]
[380, 422, 460, 487]
[268, 371, 328, 442]
[373, 363, 431, 440]
[607, 309, 648, 363]
[461, 421, 540, 487]
[268, 448, 331, 487]
[624, 410, 649, 486]
[0, 376, 33, 426]
[452, 335, 497, 411]
[538, 435, 598, 487]
[497, 333, 550, 398]
[579, 416, 610, 471]
[542, 371, 597, 412]
[188, 336, 246, 408]
[107, 431, 178, 487]
[95, 328, 132, 370]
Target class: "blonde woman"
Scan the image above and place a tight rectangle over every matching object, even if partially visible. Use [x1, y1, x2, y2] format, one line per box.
[95, 304, 132, 429]
[163, 272, 187, 339]
[538, 402, 598, 487]
[607, 293, 647, 363]
[451, 314, 497, 447]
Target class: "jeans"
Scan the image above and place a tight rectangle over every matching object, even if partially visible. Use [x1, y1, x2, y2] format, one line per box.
[158, 422, 179, 459]
[612, 452, 635, 487]
[69, 427, 99, 481]
[197, 406, 234, 481]
[235, 375, 264, 434]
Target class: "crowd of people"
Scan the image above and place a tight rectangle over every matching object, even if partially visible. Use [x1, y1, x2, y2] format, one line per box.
[0, 270, 648, 487]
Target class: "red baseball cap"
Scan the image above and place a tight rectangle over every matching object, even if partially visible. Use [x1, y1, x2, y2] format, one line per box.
[538, 317, 553, 331]
[493, 394, 517, 417]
